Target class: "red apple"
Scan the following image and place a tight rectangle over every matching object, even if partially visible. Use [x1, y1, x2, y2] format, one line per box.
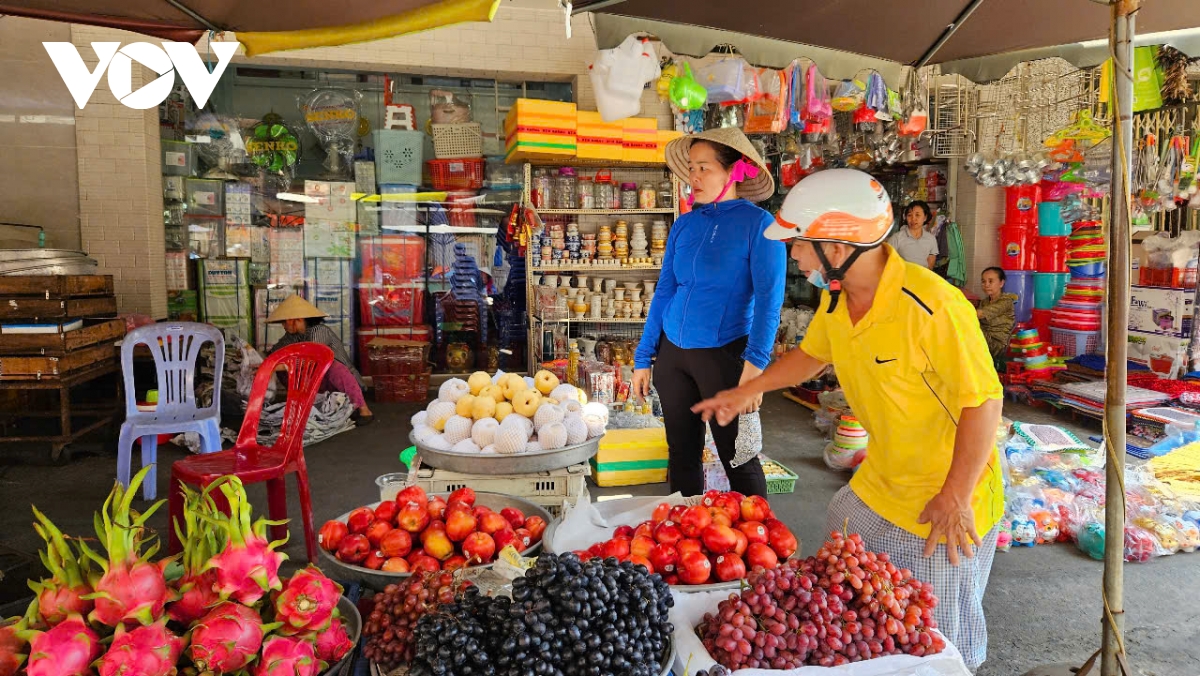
[380, 529, 413, 558]
[524, 516, 547, 543]
[445, 508, 478, 543]
[664, 574, 680, 586]
[363, 550, 386, 570]
[319, 520, 348, 552]
[713, 494, 742, 524]
[634, 521, 655, 540]
[701, 524, 738, 555]
[601, 538, 631, 560]
[629, 555, 654, 574]
[701, 490, 722, 508]
[423, 529, 455, 560]
[397, 502, 430, 533]
[587, 542, 605, 558]
[732, 529, 748, 557]
[740, 495, 773, 523]
[410, 554, 441, 574]
[396, 485, 428, 507]
[365, 520, 393, 548]
[406, 548, 426, 565]
[462, 532, 497, 564]
[746, 542, 779, 570]
[424, 520, 446, 537]
[500, 507, 526, 530]
[614, 525, 635, 540]
[336, 534, 370, 564]
[727, 491, 746, 504]
[678, 551, 712, 584]
[653, 521, 683, 546]
[382, 557, 409, 573]
[766, 522, 799, 559]
[677, 538, 703, 558]
[479, 511, 510, 535]
[427, 496, 448, 520]
[649, 543, 680, 575]
[680, 505, 713, 538]
[669, 505, 688, 523]
[448, 487, 476, 507]
[373, 500, 399, 524]
[574, 550, 594, 562]
[472, 505, 493, 520]
[652, 502, 671, 523]
[630, 536, 656, 559]
[443, 555, 469, 571]
[709, 509, 733, 528]
[513, 528, 534, 551]
[713, 553, 747, 582]
[347, 507, 374, 535]
[493, 528, 518, 552]
[738, 521, 770, 545]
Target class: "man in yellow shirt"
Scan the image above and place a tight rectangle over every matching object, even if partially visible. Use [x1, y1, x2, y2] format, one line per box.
[693, 169, 1004, 671]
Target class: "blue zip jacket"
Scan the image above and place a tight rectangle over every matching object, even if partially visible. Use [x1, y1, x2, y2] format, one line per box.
[635, 199, 786, 370]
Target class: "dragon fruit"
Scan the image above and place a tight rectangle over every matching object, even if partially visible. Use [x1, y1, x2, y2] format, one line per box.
[308, 616, 354, 664]
[0, 612, 30, 676]
[254, 636, 319, 676]
[79, 466, 175, 628]
[167, 483, 224, 626]
[21, 614, 101, 676]
[203, 477, 287, 605]
[272, 567, 342, 635]
[96, 618, 184, 676]
[28, 506, 93, 626]
[189, 602, 278, 674]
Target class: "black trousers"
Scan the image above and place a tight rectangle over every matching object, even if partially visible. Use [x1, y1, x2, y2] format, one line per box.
[652, 334, 768, 497]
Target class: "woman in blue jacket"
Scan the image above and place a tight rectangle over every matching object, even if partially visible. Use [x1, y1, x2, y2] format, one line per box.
[632, 128, 786, 497]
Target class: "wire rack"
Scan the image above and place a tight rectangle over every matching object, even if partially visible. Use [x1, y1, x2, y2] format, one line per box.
[974, 59, 1101, 155]
[927, 74, 978, 158]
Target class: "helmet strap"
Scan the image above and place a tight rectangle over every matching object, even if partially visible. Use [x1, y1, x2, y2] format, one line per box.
[814, 243, 867, 314]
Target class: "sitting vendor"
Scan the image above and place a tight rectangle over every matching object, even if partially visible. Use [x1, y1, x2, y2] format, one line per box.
[266, 295, 373, 425]
[977, 267, 1017, 362]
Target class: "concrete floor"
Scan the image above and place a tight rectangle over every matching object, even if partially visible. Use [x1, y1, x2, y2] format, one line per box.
[1, 395, 1196, 676]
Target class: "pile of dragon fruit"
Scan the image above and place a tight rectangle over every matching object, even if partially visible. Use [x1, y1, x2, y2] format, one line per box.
[0, 467, 355, 676]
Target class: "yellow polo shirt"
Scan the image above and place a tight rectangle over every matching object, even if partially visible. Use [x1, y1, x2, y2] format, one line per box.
[801, 245, 1004, 538]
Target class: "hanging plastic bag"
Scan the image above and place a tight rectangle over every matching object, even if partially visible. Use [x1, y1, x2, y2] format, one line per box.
[831, 78, 864, 112]
[744, 68, 789, 133]
[802, 63, 832, 121]
[864, 72, 889, 116]
[898, 68, 928, 136]
[589, 35, 660, 122]
[695, 55, 747, 105]
[788, 62, 806, 129]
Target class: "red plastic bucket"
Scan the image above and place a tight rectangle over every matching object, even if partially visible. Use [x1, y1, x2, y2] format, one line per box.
[999, 225, 1037, 271]
[1005, 185, 1041, 225]
[1036, 236, 1069, 273]
[1031, 308, 1053, 344]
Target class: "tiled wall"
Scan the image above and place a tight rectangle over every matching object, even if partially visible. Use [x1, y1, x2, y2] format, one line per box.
[951, 164, 1004, 296]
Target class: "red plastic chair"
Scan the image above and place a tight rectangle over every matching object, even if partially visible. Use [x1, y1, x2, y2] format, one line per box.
[167, 343, 334, 563]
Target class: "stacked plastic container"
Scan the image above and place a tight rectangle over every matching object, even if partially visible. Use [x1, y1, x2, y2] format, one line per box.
[999, 185, 1040, 323]
[1049, 220, 1107, 357]
[1032, 200, 1071, 341]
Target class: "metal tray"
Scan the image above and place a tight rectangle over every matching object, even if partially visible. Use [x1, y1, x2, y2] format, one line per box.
[369, 637, 675, 676]
[411, 433, 602, 474]
[318, 492, 552, 591]
[320, 596, 362, 676]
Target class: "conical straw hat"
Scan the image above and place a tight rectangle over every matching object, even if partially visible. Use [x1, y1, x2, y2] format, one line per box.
[267, 295, 327, 323]
[665, 127, 775, 203]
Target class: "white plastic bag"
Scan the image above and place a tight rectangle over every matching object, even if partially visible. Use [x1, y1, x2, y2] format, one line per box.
[546, 493, 689, 554]
[237, 341, 276, 402]
[589, 35, 660, 122]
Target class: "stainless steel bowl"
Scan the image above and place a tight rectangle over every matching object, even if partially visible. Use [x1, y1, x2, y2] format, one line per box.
[411, 433, 601, 474]
[319, 596, 362, 676]
[318, 492, 552, 591]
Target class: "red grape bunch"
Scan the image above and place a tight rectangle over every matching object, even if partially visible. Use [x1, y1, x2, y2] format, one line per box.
[697, 531, 946, 669]
[362, 571, 466, 670]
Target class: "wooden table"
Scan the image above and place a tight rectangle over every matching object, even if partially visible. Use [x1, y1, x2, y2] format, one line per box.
[0, 360, 121, 464]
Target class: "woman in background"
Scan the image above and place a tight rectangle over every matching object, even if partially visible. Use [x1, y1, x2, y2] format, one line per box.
[888, 201, 939, 268]
[267, 295, 373, 425]
[977, 266, 1017, 363]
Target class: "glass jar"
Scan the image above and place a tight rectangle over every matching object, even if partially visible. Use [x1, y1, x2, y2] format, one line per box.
[555, 167, 577, 210]
[658, 178, 673, 209]
[578, 176, 595, 210]
[532, 168, 552, 209]
[595, 177, 615, 210]
[620, 182, 639, 210]
[639, 185, 657, 210]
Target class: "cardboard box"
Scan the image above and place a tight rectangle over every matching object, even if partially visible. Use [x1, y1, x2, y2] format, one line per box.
[304, 181, 356, 221]
[656, 129, 684, 164]
[504, 98, 577, 162]
[304, 220, 355, 259]
[1128, 333, 1190, 378]
[622, 117, 659, 164]
[576, 111, 625, 161]
[1129, 285, 1193, 338]
[589, 428, 669, 487]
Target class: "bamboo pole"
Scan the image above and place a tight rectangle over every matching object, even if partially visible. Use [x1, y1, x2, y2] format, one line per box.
[1101, 2, 1135, 675]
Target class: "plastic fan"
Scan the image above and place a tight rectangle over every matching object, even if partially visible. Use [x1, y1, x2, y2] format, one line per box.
[299, 88, 362, 178]
[247, 114, 300, 174]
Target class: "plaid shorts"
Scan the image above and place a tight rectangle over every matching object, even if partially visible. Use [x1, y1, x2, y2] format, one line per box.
[825, 486, 998, 671]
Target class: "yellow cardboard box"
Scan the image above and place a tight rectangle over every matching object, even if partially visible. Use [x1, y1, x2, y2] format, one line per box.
[590, 427, 669, 487]
[622, 117, 660, 164]
[576, 111, 625, 161]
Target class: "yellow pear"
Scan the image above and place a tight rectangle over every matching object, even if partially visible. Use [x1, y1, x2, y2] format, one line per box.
[495, 401, 514, 422]
[479, 384, 506, 404]
[512, 389, 543, 418]
[471, 395, 497, 421]
[456, 394, 477, 418]
[502, 374, 528, 401]
[467, 371, 493, 396]
[534, 370, 560, 396]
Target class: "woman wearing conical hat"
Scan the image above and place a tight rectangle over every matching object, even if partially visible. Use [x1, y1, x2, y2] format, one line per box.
[267, 295, 373, 425]
[630, 127, 787, 498]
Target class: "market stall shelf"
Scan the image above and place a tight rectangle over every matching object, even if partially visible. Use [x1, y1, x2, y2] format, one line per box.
[318, 493, 552, 591]
[410, 432, 601, 474]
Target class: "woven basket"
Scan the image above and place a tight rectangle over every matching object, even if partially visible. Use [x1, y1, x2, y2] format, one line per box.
[432, 123, 483, 159]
